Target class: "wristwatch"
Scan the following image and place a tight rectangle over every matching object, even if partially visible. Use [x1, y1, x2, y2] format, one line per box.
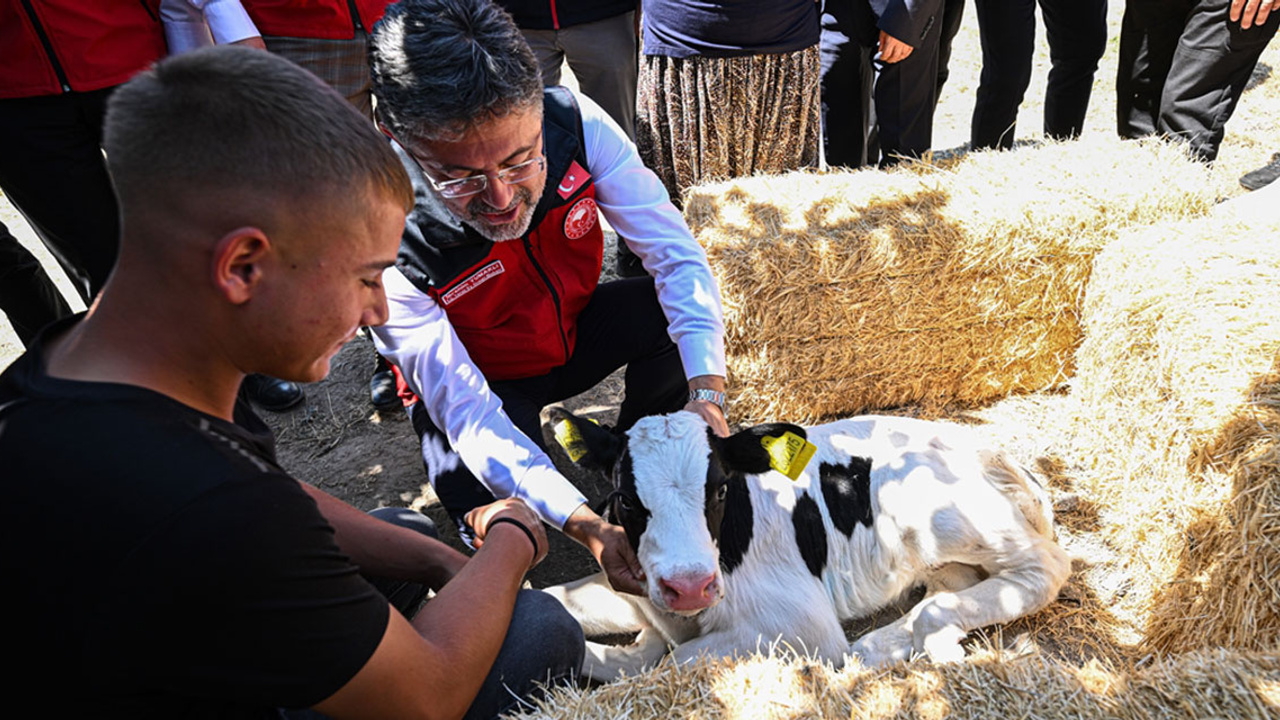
[688, 388, 727, 410]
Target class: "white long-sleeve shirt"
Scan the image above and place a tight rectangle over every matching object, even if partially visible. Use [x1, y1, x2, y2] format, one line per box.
[159, 0, 259, 54]
[374, 92, 726, 529]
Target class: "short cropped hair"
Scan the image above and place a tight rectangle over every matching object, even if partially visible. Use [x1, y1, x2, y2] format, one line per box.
[104, 46, 413, 222]
[370, 0, 543, 144]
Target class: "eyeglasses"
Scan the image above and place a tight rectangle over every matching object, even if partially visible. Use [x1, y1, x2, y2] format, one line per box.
[423, 155, 547, 199]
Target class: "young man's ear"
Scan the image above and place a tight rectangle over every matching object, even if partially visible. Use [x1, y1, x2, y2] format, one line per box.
[212, 227, 271, 304]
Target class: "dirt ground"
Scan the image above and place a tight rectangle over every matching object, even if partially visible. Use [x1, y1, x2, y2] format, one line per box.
[2, 3, 1277, 591]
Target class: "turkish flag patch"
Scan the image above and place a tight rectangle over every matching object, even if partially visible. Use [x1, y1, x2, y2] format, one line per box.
[556, 161, 590, 199]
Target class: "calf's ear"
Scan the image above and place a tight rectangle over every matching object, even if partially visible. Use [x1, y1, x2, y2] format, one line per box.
[716, 423, 809, 475]
[547, 407, 624, 473]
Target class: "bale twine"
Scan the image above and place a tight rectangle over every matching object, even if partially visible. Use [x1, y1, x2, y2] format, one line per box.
[1067, 201, 1280, 653]
[511, 645, 1280, 720]
[685, 136, 1213, 423]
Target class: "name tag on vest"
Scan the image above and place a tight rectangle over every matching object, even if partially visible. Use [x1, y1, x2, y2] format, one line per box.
[441, 260, 505, 306]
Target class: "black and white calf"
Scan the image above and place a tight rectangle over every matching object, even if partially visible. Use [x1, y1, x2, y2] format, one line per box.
[543, 409, 1071, 681]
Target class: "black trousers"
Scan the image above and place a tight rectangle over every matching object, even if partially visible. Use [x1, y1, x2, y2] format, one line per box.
[1117, 0, 1279, 162]
[0, 88, 120, 304]
[409, 276, 688, 533]
[0, 220, 71, 347]
[821, 0, 942, 167]
[936, 0, 970, 102]
[959, 0, 1109, 150]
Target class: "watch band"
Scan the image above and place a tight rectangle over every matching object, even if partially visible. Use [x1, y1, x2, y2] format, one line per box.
[688, 388, 727, 409]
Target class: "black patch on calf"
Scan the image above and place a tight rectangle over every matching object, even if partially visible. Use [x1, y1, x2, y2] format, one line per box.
[716, 423, 809, 475]
[703, 450, 729, 546]
[819, 458, 874, 537]
[547, 407, 623, 474]
[610, 449, 650, 553]
[717, 471, 754, 574]
[792, 492, 828, 578]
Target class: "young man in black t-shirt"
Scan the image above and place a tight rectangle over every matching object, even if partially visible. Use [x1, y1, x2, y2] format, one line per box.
[0, 46, 582, 719]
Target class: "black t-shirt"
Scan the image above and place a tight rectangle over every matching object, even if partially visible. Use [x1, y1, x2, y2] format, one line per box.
[0, 319, 389, 717]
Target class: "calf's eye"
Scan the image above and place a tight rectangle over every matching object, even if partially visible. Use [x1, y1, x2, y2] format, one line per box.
[716, 484, 728, 502]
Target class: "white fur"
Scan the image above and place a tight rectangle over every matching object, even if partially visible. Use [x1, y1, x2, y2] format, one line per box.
[543, 413, 1072, 681]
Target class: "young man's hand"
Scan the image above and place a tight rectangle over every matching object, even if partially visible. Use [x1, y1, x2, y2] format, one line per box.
[465, 498, 548, 570]
[564, 505, 646, 595]
[878, 30, 915, 64]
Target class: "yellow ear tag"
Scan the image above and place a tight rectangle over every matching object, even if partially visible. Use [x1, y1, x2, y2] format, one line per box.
[761, 432, 817, 481]
[554, 417, 598, 463]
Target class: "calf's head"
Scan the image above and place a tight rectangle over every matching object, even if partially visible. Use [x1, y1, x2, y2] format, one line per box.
[551, 409, 805, 616]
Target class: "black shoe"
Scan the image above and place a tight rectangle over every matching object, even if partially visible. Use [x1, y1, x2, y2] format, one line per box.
[1240, 152, 1280, 191]
[614, 237, 647, 278]
[370, 358, 400, 412]
[242, 374, 304, 412]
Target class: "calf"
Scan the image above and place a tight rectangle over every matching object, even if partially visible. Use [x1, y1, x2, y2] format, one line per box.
[543, 409, 1071, 681]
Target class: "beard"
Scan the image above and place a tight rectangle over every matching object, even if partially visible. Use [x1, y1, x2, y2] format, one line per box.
[458, 174, 546, 243]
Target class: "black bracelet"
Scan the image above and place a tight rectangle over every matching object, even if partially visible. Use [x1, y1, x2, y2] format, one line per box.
[485, 516, 539, 559]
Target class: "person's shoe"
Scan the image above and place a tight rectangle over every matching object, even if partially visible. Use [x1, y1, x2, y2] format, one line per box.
[1240, 152, 1280, 191]
[242, 374, 304, 412]
[370, 360, 400, 412]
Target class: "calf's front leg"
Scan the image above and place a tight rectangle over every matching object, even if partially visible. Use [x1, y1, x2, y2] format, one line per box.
[581, 627, 672, 682]
[541, 572, 650, 636]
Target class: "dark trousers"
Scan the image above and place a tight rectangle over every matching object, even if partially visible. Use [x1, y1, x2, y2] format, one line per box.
[936, 0, 970, 102]
[289, 507, 585, 720]
[820, 0, 942, 167]
[0, 88, 120, 303]
[963, 0, 1108, 149]
[1117, 0, 1279, 162]
[0, 220, 71, 347]
[410, 276, 688, 534]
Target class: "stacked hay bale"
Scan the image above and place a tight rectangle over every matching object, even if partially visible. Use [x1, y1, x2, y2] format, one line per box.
[685, 136, 1213, 423]
[1066, 197, 1280, 653]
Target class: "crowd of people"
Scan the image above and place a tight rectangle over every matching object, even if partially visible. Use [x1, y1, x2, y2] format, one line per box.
[0, 0, 1277, 718]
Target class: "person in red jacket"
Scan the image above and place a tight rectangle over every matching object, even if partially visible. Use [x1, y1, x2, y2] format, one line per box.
[0, 0, 166, 322]
[165, 0, 390, 120]
[1, 0, 305, 410]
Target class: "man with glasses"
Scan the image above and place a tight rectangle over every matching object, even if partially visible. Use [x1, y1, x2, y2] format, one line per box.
[369, 0, 729, 596]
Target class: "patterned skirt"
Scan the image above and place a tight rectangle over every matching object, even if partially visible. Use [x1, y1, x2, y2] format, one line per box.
[636, 45, 821, 206]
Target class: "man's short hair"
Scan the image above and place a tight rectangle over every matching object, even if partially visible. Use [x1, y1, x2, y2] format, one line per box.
[370, 0, 543, 144]
[104, 46, 413, 224]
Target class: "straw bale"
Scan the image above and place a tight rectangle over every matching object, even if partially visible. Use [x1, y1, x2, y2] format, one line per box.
[1067, 203, 1280, 653]
[686, 136, 1213, 423]
[510, 645, 1280, 720]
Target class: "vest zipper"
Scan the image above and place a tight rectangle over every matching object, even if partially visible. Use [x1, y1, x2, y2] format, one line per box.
[548, 0, 560, 30]
[19, 0, 71, 93]
[346, 0, 365, 32]
[522, 236, 571, 362]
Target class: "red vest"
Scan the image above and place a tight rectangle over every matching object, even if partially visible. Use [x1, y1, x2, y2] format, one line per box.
[242, 0, 391, 40]
[0, 0, 165, 100]
[427, 188, 604, 381]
